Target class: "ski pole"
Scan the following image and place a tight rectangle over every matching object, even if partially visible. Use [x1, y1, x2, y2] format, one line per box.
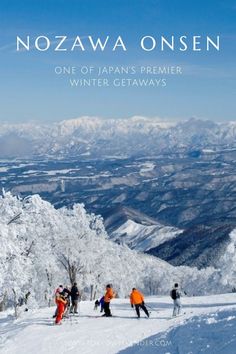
[78, 301, 81, 316]
[131, 305, 137, 317]
[146, 304, 159, 314]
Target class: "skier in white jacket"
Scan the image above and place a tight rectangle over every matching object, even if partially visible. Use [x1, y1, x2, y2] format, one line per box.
[170, 283, 181, 317]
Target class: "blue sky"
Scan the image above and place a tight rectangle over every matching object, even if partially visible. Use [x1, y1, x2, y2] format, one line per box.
[0, 0, 235, 123]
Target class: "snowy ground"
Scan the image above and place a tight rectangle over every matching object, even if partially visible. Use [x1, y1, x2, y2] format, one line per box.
[1, 294, 236, 354]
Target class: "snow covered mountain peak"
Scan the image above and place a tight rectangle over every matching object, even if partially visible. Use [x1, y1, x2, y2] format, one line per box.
[0, 116, 235, 158]
[104, 206, 182, 251]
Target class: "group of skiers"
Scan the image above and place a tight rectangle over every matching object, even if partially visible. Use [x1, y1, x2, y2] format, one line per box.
[54, 282, 182, 325]
[54, 282, 80, 324]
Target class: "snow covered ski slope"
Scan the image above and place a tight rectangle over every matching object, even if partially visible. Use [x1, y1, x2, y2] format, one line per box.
[1, 294, 236, 354]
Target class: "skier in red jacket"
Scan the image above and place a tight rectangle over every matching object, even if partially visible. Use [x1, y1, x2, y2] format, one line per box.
[55, 292, 67, 325]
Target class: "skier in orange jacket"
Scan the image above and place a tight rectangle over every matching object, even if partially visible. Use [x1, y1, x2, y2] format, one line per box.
[103, 284, 115, 317]
[55, 293, 67, 324]
[130, 288, 149, 318]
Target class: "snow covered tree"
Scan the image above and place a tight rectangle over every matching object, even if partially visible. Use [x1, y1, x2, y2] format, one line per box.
[0, 191, 232, 315]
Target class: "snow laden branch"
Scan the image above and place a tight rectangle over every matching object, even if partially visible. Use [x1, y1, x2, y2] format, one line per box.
[58, 253, 84, 285]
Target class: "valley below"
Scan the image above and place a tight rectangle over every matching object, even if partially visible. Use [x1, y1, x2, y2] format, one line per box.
[1, 148, 236, 269]
[1, 117, 236, 270]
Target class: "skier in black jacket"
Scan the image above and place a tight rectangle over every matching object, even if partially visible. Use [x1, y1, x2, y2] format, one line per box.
[170, 283, 181, 317]
[70, 283, 80, 314]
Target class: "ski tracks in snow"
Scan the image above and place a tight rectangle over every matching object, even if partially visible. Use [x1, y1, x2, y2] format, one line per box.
[1, 294, 236, 354]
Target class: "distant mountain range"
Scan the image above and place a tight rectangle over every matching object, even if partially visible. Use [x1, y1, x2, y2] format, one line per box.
[0, 116, 236, 158]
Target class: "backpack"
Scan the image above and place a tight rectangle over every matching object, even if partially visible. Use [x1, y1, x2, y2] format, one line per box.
[170, 289, 177, 300]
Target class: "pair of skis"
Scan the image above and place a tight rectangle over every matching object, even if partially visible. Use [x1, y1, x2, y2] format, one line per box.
[68, 313, 80, 325]
[168, 311, 193, 320]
